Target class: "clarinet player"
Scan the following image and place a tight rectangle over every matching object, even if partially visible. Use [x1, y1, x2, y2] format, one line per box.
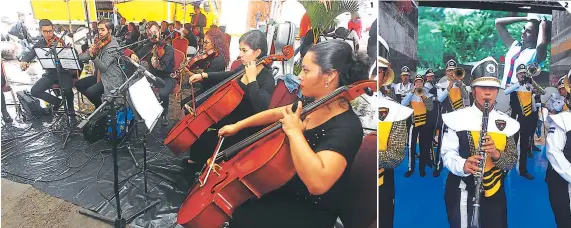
[441, 57, 519, 228]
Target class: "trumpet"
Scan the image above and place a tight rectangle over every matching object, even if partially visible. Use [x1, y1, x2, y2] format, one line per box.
[414, 87, 425, 96]
[454, 67, 465, 80]
[525, 63, 545, 95]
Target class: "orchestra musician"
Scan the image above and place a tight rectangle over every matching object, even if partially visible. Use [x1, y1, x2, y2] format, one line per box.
[545, 74, 571, 228]
[401, 74, 434, 177]
[183, 30, 275, 174]
[442, 57, 518, 228]
[179, 28, 229, 110]
[504, 64, 543, 180]
[19, 19, 76, 114]
[217, 39, 368, 228]
[378, 57, 411, 227]
[75, 19, 124, 108]
[129, 21, 176, 126]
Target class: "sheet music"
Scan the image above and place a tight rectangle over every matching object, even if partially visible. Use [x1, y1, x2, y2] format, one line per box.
[38, 59, 56, 69]
[34, 48, 51, 59]
[128, 77, 164, 131]
[57, 48, 76, 59]
[60, 59, 80, 70]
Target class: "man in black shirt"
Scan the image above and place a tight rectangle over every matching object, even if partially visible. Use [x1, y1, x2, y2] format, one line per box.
[20, 19, 75, 114]
[129, 21, 176, 125]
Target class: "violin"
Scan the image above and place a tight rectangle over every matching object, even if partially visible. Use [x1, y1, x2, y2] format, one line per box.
[90, 33, 111, 56]
[172, 49, 216, 79]
[46, 35, 66, 48]
[176, 80, 377, 228]
[164, 45, 294, 155]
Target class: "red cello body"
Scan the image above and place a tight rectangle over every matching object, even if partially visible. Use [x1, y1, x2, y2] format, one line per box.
[164, 46, 294, 155]
[176, 80, 377, 228]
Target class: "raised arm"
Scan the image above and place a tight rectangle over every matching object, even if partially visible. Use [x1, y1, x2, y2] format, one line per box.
[535, 20, 550, 63]
[495, 17, 527, 47]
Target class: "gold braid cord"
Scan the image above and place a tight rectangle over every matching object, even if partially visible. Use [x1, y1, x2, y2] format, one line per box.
[494, 136, 518, 170]
[423, 96, 434, 112]
[378, 119, 407, 168]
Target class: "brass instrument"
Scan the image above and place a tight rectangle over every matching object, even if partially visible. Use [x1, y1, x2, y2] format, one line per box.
[469, 99, 491, 228]
[378, 64, 395, 86]
[454, 67, 465, 80]
[414, 87, 425, 97]
[526, 63, 546, 95]
[564, 70, 570, 94]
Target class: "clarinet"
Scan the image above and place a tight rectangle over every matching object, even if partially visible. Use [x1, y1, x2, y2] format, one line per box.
[469, 100, 490, 228]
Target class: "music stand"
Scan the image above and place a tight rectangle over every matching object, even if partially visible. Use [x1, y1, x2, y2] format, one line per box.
[78, 66, 162, 228]
[34, 46, 82, 149]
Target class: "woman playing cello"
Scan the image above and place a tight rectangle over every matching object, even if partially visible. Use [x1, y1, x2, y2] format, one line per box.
[183, 30, 275, 173]
[216, 40, 369, 228]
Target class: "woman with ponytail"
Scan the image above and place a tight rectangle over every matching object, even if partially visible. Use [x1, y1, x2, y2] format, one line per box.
[217, 40, 368, 228]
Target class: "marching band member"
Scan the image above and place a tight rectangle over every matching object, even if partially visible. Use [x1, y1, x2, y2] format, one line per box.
[378, 94, 412, 228]
[425, 68, 442, 176]
[393, 66, 412, 103]
[546, 76, 569, 114]
[401, 74, 434, 177]
[545, 79, 571, 227]
[442, 57, 518, 228]
[504, 64, 543, 180]
[435, 59, 470, 177]
[378, 56, 396, 101]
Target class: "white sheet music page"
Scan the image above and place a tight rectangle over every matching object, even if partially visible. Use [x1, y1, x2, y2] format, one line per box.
[38, 59, 56, 69]
[128, 77, 163, 131]
[34, 48, 51, 59]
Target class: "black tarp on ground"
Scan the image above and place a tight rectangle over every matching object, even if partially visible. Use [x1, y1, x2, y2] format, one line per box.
[1, 115, 193, 228]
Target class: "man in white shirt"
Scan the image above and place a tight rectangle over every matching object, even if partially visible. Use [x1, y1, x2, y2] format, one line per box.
[392, 66, 412, 103]
[442, 57, 519, 228]
[496, 15, 550, 89]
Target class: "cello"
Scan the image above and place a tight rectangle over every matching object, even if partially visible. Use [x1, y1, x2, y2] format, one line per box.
[176, 80, 376, 228]
[164, 46, 294, 155]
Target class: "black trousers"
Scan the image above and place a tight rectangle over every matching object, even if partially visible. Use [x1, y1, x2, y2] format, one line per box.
[158, 76, 176, 116]
[75, 76, 103, 107]
[445, 178, 508, 228]
[546, 167, 571, 228]
[379, 168, 395, 228]
[433, 110, 444, 171]
[513, 111, 536, 173]
[30, 73, 74, 110]
[409, 124, 433, 173]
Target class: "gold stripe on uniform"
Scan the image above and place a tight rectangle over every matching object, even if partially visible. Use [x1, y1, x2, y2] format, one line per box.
[379, 168, 385, 186]
[564, 104, 569, 111]
[449, 87, 463, 110]
[470, 131, 507, 197]
[517, 91, 532, 117]
[378, 122, 393, 151]
[411, 101, 427, 127]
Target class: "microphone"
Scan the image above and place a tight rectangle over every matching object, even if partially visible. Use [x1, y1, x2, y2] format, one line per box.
[123, 56, 166, 88]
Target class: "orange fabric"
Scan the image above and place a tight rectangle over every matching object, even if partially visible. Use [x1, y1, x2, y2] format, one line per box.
[347, 19, 362, 38]
[299, 13, 311, 37]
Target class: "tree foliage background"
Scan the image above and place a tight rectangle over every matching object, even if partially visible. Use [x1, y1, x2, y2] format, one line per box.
[418, 7, 551, 72]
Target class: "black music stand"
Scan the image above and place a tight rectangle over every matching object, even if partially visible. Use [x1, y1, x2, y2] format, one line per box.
[34, 46, 82, 149]
[78, 66, 160, 228]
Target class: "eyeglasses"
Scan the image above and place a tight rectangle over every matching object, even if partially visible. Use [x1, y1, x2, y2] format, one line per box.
[42, 30, 54, 34]
[203, 40, 211, 45]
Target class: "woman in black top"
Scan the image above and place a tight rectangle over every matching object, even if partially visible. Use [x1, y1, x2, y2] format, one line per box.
[183, 30, 275, 171]
[217, 39, 368, 228]
[180, 28, 229, 110]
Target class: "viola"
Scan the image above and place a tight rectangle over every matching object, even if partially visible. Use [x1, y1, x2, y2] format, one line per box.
[163, 46, 294, 155]
[176, 80, 377, 228]
[90, 33, 111, 56]
[46, 35, 66, 48]
[172, 49, 216, 79]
